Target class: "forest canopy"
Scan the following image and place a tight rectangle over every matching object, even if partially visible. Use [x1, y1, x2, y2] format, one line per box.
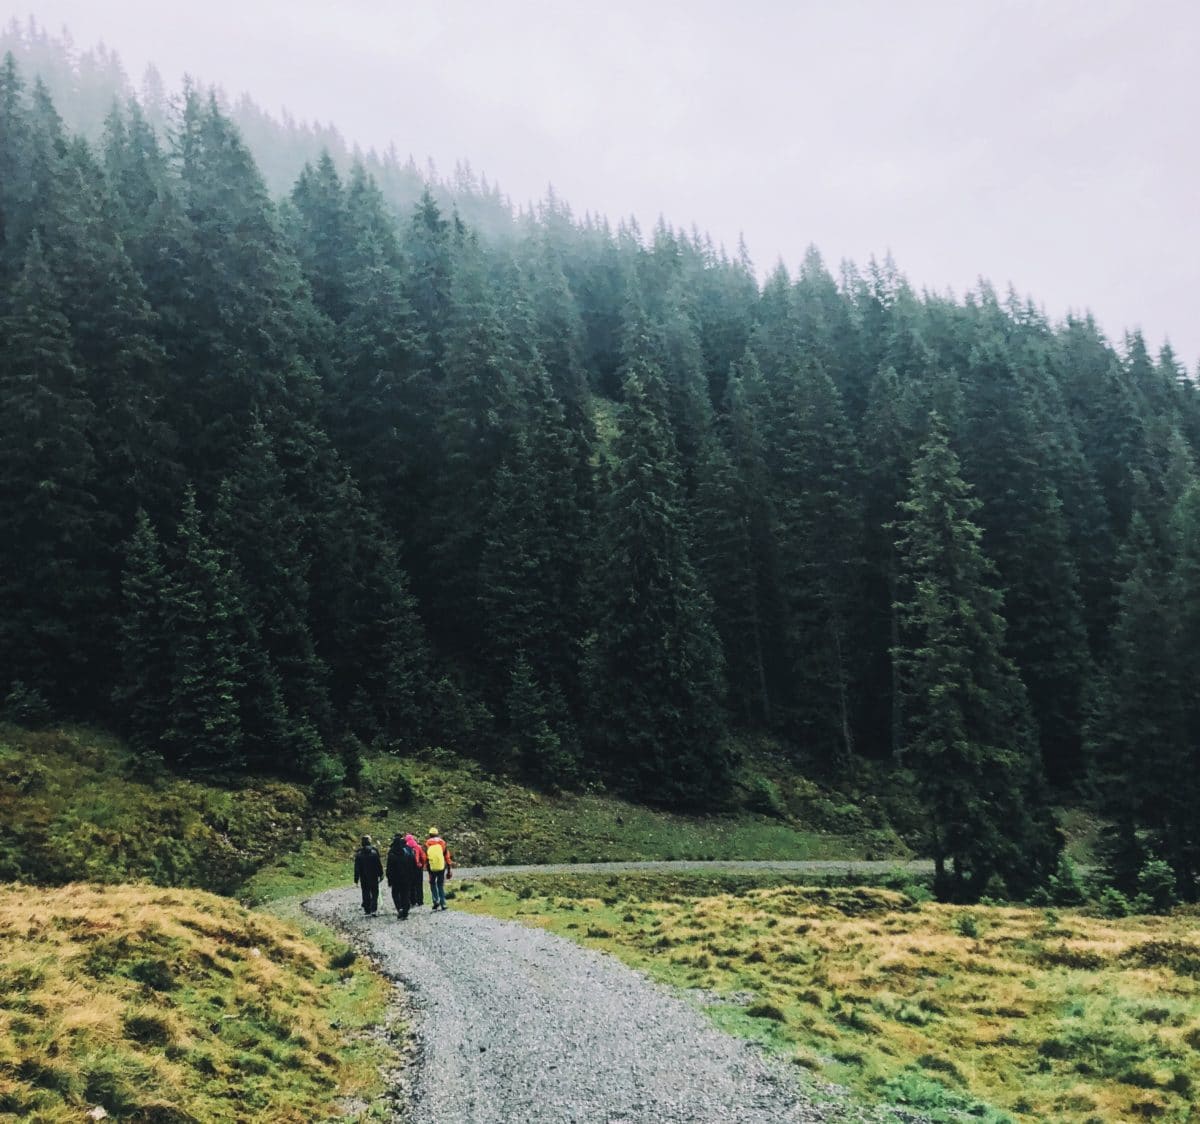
[2, 22, 1198, 901]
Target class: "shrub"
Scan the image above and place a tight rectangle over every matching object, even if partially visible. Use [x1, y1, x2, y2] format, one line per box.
[1134, 858, 1179, 915]
[338, 734, 365, 790]
[390, 765, 417, 806]
[1045, 853, 1087, 906]
[2, 681, 51, 727]
[745, 775, 787, 820]
[307, 753, 345, 807]
[1099, 887, 1132, 918]
[953, 911, 981, 939]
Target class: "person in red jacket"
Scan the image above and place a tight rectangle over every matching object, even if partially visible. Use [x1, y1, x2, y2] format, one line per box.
[425, 828, 452, 911]
[404, 832, 426, 907]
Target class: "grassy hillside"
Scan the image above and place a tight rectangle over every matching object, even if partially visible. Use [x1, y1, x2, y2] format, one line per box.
[0, 724, 911, 904]
[0, 725, 309, 893]
[0, 883, 391, 1122]
[241, 744, 911, 902]
[456, 875, 1200, 1124]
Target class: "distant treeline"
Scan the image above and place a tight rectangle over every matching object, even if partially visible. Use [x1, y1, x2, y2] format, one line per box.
[2, 27, 1199, 902]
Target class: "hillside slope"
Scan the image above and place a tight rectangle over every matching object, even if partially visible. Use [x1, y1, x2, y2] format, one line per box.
[0, 724, 912, 904]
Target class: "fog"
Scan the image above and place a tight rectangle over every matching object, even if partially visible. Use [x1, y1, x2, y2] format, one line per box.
[11, 0, 1199, 366]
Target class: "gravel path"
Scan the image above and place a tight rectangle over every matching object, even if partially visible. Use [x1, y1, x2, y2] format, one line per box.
[449, 858, 934, 881]
[306, 868, 928, 1124]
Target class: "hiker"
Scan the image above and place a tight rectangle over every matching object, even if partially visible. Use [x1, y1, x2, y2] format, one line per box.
[353, 834, 384, 916]
[404, 832, 427, 907]
[386, 833, 418, 919]
[425, 827, 453, 911]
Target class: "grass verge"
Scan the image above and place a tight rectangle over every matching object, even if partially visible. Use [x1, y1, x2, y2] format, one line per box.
[454, 875, 1200, 1123]
[0, 882, 393, 1122]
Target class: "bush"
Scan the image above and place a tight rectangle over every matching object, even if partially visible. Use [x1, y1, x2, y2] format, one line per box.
[745, 775, 788, 820]
[390, 764, 417, 806]
[1045, 853, 1086, 906]
[1098, 886, 1132, 919]
[953, 911, 981, 939]
[307, 753, 345, 807]
[2, 681, 51, 727]
[338, 733, 365, 790]
[1134, 858, 1179, 915]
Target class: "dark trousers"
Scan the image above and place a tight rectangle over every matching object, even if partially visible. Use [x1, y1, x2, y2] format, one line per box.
[429, 868, 446, 908]
[411, 871, 424, 905]
[390, 882, 409, 918]
[360, 879, 380, 914]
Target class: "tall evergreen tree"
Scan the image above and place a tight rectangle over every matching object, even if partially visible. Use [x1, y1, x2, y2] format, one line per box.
[893, 419, 1056, 898]
[162, 488, 243, 771]
[0, 235, 101, 707]
[113, 510, 172, 755]
[771, 360, 864, 766]
[587, 363, 730, 806]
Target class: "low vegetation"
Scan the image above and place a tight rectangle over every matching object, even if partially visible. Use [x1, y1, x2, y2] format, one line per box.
[0, 883, 392, 1122]
[0, 723, 911, 904]
[242, 747, 907, 903]
[0, 725, 309, 893]
[457, 876, 1200, 1123]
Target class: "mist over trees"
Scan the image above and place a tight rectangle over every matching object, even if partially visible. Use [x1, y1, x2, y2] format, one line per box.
[3, 24, 1199, 900]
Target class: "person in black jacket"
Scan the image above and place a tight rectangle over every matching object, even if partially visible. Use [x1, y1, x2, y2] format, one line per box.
[386, 832, 419, 919]
[353, 835, 384, 916]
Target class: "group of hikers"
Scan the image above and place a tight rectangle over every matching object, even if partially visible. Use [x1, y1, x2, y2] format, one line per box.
[353, 829, 453, 918]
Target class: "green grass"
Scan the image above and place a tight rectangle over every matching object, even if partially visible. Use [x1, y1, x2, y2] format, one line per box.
[1, 723, 918, 908]
[241, 747, 896, 903]
[0, 883, 393, 1122]
[0, 725, 309, 893]
[456, 875, 1200, 1123]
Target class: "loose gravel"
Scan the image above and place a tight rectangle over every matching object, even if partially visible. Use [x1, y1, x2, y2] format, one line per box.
[306, 874, 930, 1124]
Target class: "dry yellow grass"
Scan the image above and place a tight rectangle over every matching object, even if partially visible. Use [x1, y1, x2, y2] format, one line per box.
[0, 883, 390, 1122]
[460, 880, 1200, 1123]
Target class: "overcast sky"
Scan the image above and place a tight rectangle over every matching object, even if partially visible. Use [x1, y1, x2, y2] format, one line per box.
[10, 0, 1200, 368]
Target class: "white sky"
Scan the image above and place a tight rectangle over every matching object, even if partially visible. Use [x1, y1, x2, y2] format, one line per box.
[10, 0, 1200, 369]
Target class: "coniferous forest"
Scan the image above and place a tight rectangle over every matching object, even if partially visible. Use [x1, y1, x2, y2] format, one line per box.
[3, 24, 1200, 902]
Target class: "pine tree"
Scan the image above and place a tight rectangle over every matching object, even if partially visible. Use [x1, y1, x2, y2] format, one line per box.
[893, 419, 1056, 898]
[504, 654, 579, 789]
[961, 335, 1091, 785]
[0, 234, 101, 707]
[213, 417, 333, 737]
[771, 360, 864, 767]
[587, 364, 730, 807]
[162, 488, 243, 772]
[0, 52, 35, 282]
[1087, 515, 1186, 892]
[289, 151, 350, 322]
[694, 434, 771, 725]
[113, 510, 172, 756]
[1168, 484, 1200, 896]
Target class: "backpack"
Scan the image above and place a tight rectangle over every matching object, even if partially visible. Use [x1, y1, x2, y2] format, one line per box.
[427, 842, 446, 871]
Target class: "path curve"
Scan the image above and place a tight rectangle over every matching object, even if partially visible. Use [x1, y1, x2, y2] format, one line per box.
[306, 865, 929, 1123]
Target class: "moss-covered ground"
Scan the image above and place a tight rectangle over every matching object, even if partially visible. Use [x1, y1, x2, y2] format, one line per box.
[455, 875, 1200, 1124]
[0, 883, 392, 1122]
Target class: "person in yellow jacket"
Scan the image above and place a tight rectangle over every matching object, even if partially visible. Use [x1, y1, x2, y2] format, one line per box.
[425, 828, 452, 911]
